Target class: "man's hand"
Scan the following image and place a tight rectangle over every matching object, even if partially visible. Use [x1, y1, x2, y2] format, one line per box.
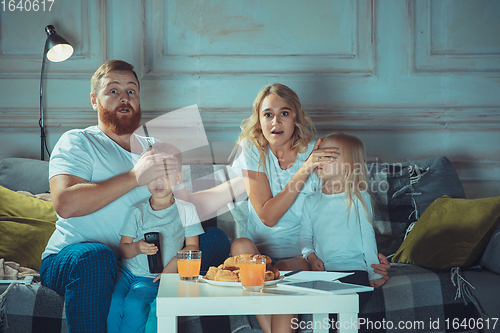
[131, 150, 178, 186]
[371, 253, 390, 281]
[136, 238, 158, 255]
[307, 253, 325, 271]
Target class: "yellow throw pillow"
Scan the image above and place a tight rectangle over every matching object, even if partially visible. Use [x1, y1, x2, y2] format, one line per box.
[0, 185, 57, 221]
[391, 195, 500, 270]
[0, 185, 57, 271]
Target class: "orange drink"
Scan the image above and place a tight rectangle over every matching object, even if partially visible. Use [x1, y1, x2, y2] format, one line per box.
[177, 250, 202, 281]
[240, 257, 266, 291]
[177, 259, 201, 278]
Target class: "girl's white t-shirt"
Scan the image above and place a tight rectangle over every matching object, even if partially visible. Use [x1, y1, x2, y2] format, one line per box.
[299, 191, 383, 281]
[231, 139, 319, 259]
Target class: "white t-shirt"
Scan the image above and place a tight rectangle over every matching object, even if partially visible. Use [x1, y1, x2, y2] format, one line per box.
[43, 126, 169, 259]
[120, 198, 204, 278]
[231, 139, 319, 259]
[299, 190, 383, 281]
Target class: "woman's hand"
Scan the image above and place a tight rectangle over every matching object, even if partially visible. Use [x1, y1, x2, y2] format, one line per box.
[301, 138, 339, 175]
[371, 253, 390, 281]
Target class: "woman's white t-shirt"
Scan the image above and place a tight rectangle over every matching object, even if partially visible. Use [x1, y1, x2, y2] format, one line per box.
[231, 139, 319, 259]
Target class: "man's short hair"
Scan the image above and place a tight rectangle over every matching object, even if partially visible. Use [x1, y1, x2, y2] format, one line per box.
[150, 142, 182, 173]
[91, 60, 140, 96]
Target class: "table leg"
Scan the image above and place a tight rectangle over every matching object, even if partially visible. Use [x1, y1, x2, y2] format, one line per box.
[338, 312, 358, 333]
[312, 313, 329, 333]
[158, 315, 177, 333]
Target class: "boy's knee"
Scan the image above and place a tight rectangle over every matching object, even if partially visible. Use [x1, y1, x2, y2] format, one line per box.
[230, 237, 256, 256]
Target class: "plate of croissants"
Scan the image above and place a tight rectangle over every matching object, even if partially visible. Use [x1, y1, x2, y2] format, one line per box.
[201, 254, 283, 287]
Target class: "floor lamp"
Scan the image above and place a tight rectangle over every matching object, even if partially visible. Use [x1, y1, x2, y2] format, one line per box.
[40, 25, 73, 160]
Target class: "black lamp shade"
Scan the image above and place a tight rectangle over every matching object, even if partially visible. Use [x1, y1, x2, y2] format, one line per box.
[45, 25, 73, 62]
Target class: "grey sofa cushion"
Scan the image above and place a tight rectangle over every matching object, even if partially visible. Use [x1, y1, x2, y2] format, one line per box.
[479, 225, 500, 274]
[368, 156, 466, 256]
[0, 158, 50, 194]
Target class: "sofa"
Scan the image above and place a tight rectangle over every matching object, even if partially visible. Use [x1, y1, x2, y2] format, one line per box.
[1, 156, 499, 333]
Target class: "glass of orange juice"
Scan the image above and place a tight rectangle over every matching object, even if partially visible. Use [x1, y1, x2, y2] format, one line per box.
[177, 250, 202, 281]
[240, 257, 266, 291]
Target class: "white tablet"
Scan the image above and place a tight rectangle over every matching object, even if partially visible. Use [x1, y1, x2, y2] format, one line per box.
[278, 280, 373, 295]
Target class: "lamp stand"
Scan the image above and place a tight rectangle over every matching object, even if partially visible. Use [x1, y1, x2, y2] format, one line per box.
[39, 40, 49, 161]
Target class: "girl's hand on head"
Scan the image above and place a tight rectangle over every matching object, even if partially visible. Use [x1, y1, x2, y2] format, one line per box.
[369, 277, 386, 289]
[136, 238, 158, 255]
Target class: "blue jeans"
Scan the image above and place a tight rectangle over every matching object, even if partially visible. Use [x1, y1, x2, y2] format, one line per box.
[107, 265, 159, 333]
[40, 242, 117, 333]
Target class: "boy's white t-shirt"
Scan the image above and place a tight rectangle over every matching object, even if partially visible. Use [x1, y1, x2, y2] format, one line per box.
[299, 191, 383, 281]
[231, 139, 320, 259]
[120, 198, 204, 278]
[42, 126, 183, 259]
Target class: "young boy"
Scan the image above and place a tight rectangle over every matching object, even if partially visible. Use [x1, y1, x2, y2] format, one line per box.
[107, 142, 204, 333]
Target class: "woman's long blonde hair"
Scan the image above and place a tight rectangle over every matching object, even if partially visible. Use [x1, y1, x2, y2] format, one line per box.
[321, 132, 374, 223]
[233, 83, 315, 172]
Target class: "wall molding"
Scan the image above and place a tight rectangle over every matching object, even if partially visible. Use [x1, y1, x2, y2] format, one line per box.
[144, 0, 375, 75]
[413, 0, 500, 73]
[2, 106, 498, 131]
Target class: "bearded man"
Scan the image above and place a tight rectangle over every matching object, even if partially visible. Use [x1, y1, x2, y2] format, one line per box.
[40, 60, 233, 333]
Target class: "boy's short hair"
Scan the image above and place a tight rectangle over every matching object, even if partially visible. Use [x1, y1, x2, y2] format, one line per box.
[91, 60, 140, 96]
[150, 142, 182, 172]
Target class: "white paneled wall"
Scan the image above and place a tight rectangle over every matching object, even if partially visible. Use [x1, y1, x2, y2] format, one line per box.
[0, 0, 499, 198]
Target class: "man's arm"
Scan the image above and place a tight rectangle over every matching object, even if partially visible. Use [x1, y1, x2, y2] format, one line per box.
[50, 173, 137, 219]
[51, 150, 176, 219]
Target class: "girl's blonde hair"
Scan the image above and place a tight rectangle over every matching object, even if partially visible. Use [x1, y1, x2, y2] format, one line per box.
[234, 83, 315, 172]
[321, 132, 373, 223]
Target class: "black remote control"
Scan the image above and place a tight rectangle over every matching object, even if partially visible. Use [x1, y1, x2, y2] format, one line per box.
[144, 232, 163, 273]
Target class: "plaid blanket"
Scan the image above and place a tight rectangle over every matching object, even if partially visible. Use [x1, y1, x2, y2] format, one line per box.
[360, 264, 479, 333]
[0, 282, 67, 333]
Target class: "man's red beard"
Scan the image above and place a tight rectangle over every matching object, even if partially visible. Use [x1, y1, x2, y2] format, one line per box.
[98, 101, 141, 136]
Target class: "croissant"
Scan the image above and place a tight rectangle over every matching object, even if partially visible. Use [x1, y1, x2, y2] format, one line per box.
[205, 255, 280, 283]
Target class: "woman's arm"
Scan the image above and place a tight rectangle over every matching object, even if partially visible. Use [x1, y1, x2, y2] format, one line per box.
[245, 140, 338, 227]
[174, 176, 246, 219]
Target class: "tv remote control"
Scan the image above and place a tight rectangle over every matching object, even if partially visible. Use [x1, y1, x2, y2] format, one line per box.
[144, 232, 163, 274]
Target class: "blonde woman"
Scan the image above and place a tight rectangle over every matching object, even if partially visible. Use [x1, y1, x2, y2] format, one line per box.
[230, 83, 338, 270]
[230, 84, 339, 333]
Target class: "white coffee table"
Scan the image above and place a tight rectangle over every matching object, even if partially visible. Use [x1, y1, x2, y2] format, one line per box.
[156, 274, 359, 332]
